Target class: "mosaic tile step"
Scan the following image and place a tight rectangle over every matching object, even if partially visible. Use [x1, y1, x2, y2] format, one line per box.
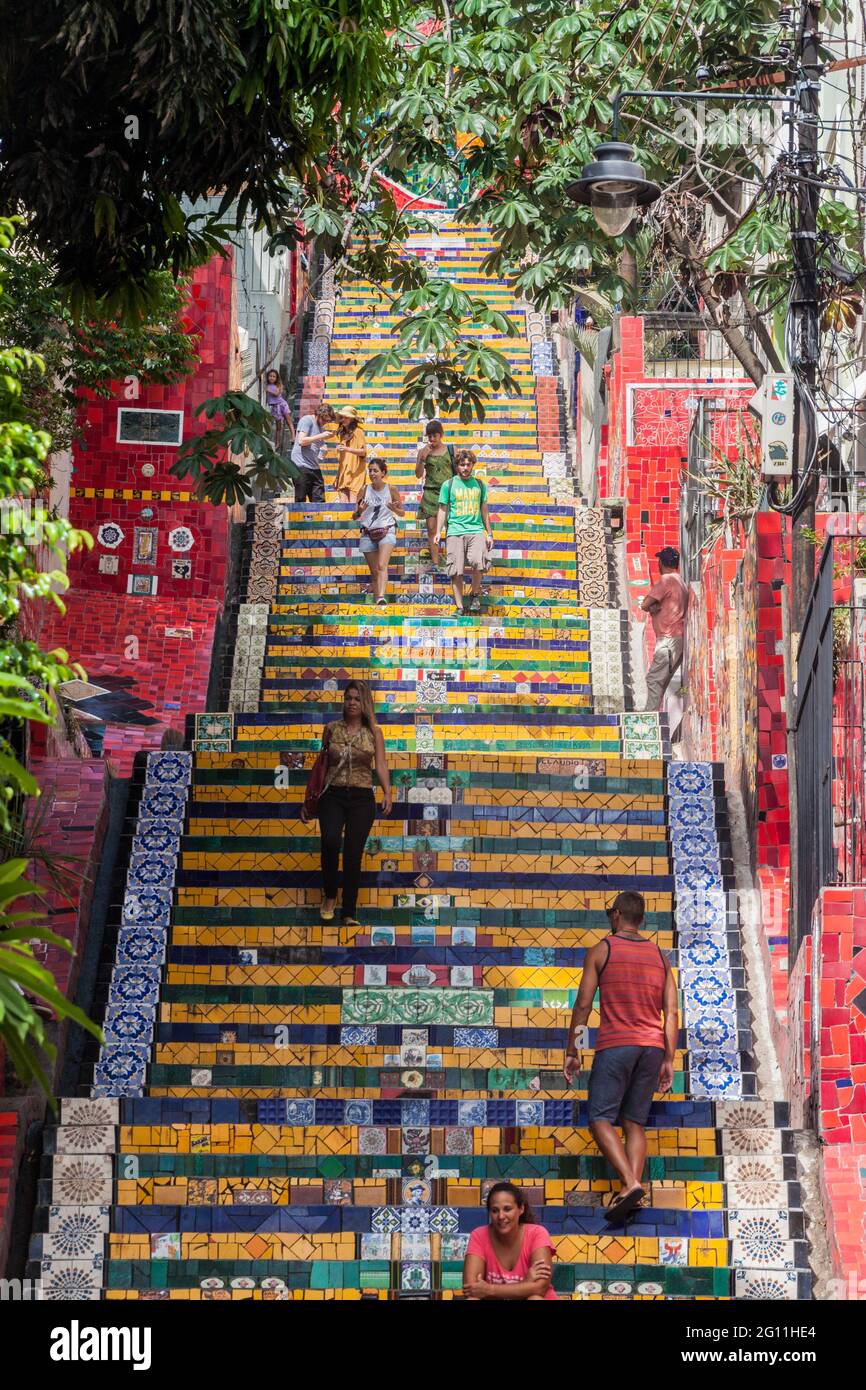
[35, 223, 815, 1299]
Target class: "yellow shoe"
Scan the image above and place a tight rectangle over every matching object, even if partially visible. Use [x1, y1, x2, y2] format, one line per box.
[320, 903, 335, 922]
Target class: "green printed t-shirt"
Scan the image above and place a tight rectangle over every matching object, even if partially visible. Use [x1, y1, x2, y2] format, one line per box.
[438, 475, 487, 535]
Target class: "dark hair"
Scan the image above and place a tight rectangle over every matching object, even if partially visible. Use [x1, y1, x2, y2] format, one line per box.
[368, 457, 387, 474]
[608, 890, 645, 926]
[266, 369, 281, 386]
[485, 1181, 535, 1224]
[342, 679, 379, 733]
[425, 420, 444, 438]
[316, 404, 337, 424]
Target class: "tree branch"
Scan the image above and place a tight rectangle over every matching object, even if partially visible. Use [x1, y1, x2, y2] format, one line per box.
[664, 218, 766, 385]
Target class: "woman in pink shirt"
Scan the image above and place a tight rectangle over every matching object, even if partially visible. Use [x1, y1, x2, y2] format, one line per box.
[463, 1182, 557, 1300]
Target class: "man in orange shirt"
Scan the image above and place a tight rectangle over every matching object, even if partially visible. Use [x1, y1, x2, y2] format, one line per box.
[641, 547, 688, 712]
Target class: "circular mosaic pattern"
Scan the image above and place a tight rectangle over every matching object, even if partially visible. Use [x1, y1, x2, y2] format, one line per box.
[55, 1158, 109, 1205]
[725, 1128, 775, 1154]
[734, 1216, 786, 1264]
[737, 1274, 792, 1300]
[50, 1210, 104, 1257]
[168, 526, 194, 552]
[690, 1014, 737, 1050]
[97, 522, 125, 549]
[57, 1120, 113, 1152]
[44, 1268, 100, 1300]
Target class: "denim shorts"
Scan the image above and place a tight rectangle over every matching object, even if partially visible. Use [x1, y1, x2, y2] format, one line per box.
[359, 528, 396, 554]
[587, 1045, 665, 1125]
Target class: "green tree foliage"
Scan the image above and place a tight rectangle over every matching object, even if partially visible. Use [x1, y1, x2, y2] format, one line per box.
[0, 249, 199, 452]
[0, 0, 399, 318]
[0, 217, 102, 1097]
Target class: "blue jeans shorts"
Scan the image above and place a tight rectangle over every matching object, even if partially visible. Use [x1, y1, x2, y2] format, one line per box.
[587, 1045, 665, 1125]
[359, 528, 396, 554]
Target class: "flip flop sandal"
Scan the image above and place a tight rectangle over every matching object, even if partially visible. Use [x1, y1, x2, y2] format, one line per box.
[603, 1186, 645, 1223]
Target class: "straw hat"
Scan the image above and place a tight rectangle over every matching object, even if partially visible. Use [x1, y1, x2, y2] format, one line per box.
[337, 405, 363, 422]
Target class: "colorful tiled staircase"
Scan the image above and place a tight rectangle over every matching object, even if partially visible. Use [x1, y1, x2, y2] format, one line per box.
[31, 223, 811, 1301]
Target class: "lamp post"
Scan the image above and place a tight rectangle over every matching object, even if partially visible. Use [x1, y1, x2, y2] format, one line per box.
[567, 87, 795, 236]
[568, 59, 823, 632]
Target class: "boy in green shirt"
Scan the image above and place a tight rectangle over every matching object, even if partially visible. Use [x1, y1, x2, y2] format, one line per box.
[433, 449, 494, 615]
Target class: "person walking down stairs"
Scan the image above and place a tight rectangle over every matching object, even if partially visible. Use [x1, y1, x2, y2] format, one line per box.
[300, 679, 393, 926]
[353, 459, 405, 605]
[564, 891, 679, 1223]
[415, 419, 455, 566]
[434, 449, 493, 615]
[334, 405, 369, 502]
[291, 403, 337, 503]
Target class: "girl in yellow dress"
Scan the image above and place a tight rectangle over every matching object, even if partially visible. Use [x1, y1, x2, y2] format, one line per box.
[334, 406, 368, 501]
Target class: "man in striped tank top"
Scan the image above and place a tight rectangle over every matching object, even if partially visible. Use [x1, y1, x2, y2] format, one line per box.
[563, 891, 678, 1222]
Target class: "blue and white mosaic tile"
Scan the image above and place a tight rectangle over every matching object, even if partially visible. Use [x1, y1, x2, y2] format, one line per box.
[668, 762, 715, 798]
[93, 749, 191, 1098]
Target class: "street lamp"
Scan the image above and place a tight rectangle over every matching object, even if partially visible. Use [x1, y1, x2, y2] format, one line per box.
[567, 140, 660, 236]
[567, 88, 795, 237]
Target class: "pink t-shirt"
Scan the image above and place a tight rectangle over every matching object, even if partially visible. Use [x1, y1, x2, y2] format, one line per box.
[645, 572, 688, 639]
[466, 1223, 557, 1299]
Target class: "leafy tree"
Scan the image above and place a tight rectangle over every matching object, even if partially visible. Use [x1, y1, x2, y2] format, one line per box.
[284, 0, 858, 390]
[0, 249, 199, 452]
[0, 0, 399, 318]
[0, 216, 103, 1096]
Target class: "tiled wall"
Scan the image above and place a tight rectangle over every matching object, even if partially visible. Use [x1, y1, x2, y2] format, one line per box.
[67, 255, 236, 603]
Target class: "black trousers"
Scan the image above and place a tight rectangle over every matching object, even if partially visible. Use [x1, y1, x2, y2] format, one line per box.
[294, 466, 326, 502]
[318, 786, 377, 917]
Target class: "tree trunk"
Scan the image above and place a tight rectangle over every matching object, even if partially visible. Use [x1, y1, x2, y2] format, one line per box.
[664, 223, 766, 385]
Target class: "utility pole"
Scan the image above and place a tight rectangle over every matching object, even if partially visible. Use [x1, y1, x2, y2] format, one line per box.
[790, 0, 823, 627]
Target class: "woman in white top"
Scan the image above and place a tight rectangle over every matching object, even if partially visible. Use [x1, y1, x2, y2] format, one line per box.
[352, 458, 405, 605]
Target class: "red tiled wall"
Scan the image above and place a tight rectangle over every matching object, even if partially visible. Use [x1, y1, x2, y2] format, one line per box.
[36, 593, 220, 777]
[535, 376, 561, 453]
[67, 255, 235, 602]
[752, 514, 791, 871]
[25, 759, 108, 1000]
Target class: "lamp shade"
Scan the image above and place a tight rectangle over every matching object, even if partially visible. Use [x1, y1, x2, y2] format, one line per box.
[567, 142, 661, 236]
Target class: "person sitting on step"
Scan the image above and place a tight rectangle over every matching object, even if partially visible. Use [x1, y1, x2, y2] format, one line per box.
[563, 890, 678, 1223]
[463, 1182, 557, 1300]
[415, 419, 455, 566]
[433, 448, 493, 616]
[353, 458, 405, 606]
[300, 680, 392, 925]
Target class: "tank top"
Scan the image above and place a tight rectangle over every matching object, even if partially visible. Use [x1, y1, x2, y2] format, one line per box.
[595, 934, 667, 1051]
[359, 482, 397, 531]
[325, 720, 376, 789]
